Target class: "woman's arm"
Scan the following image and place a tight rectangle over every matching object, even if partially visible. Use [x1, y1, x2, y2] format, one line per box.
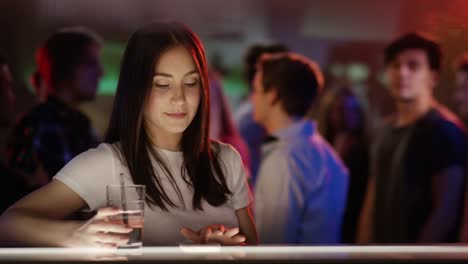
[236, 206, 258, 244]
[0, 180, 131, 247]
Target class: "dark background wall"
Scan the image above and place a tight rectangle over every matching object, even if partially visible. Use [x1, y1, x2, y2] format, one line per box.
[1, 0, 467, 159]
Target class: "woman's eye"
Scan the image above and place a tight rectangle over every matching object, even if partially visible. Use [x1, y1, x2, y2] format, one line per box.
[154, 83, 170, 88]
[184, 80, 199, 87]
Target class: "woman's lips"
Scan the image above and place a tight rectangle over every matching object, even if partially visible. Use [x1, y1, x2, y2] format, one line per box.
[165, 112, 187, 119]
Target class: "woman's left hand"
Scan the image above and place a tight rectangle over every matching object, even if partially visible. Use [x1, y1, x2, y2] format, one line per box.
[180, 224, 246, 245]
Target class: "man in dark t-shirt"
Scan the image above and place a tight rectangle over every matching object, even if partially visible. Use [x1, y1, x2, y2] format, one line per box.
[358, 33, 466, 243]
[372, 107, 465, 243]
[7, 27, 102, 190]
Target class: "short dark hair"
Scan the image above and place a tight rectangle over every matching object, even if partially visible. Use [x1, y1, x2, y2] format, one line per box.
[36, 26, 102, 92]
[384, 32, 442, 71]
[259, 53, 324, 117]
[243, 43, 288, 88]
[455, 53, 468, 72]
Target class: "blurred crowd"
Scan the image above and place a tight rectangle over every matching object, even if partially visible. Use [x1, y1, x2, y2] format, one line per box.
[1, 26, 468, 245]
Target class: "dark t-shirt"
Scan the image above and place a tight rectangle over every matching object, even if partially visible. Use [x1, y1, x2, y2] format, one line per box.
[372, 107, 466, 243]
[341, 141, 369, 243]
[7, 96, 100, 187]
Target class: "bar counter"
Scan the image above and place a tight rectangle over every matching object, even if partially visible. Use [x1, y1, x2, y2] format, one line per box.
[1, 245, 468, 263]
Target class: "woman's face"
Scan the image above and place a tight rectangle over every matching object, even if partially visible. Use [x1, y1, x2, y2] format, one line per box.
[144, 45, 201, 140]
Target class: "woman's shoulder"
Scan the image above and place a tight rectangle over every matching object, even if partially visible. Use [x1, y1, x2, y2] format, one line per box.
[210, 140, 247, 179]
[211, 141, 251, 209]
[53, 143, 122, 211]
[82, 142, 118, 158]
[63, 143, 121, 169]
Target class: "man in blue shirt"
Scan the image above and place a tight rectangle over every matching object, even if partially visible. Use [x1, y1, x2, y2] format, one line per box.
[235, 44, 288, 185]
[252, 52, 349, 244]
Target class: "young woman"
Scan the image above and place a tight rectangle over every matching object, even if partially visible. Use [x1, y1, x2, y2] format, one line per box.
[0, 22, 257, 247]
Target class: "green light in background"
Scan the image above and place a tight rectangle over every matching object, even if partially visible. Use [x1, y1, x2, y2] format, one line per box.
[221, 66, 245, 96]
[346, 63, 370, 83]
[23, 66, 35, 94]
[219, 66, 248, 110]
[98, 41, 125, 95]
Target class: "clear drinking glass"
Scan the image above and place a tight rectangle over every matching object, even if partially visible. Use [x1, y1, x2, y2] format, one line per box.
[106, 185, 145, 249]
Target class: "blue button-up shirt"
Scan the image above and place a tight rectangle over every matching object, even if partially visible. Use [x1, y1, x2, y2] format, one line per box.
[255, 120, 349, 244]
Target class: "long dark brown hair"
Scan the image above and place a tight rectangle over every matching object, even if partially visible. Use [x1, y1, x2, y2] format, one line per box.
[105, 22, 231, 211]
[320, 87, 367, 144]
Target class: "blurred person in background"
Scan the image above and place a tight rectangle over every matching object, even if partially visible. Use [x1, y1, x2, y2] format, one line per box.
[0, 54, 15, 134]
[253, 52, 348, 244]
[235, 43, 288, 186]
[7, 27, 103, 191]
[452, 53, 468, 243]
[358, 33, 466, 244]
[319, 87, 369, 243]
[0, 54, 30, 213]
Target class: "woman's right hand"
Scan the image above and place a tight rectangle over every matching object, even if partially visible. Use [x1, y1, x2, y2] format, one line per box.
[180, 224, 246, 245]
[62, 207, 133, 248]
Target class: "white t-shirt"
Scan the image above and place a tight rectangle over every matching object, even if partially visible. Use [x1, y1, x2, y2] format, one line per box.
[54, 142, 251, 246]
